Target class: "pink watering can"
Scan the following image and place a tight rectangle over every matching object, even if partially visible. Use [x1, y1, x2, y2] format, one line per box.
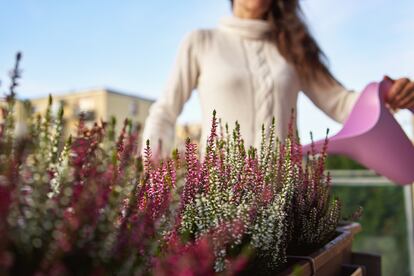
[302, 79, 414, 185]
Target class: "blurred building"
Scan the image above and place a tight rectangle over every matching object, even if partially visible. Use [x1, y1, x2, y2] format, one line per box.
[176, 123, 201, 143]
[2, 89, 206, 153]
[175, 123, 202, 151]
[29, 88, 154, 137]
[0, 88, 154, 142]
[0, 97, 33, 137]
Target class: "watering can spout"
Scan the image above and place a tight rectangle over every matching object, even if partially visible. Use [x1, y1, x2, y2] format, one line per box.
[302, 79, 414, 185]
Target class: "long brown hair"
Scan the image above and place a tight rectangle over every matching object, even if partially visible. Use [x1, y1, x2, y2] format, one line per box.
[230, 0, 338, 86]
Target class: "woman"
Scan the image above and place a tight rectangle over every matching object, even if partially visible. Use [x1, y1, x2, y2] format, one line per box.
[142, 0, 414, 157]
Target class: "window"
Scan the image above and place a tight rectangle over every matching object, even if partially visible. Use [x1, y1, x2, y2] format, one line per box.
[74, 97, 96, 121]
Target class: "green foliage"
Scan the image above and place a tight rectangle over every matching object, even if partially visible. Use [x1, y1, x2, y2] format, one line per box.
[334, 186, 410, 276]
[326, 155, 365, 170]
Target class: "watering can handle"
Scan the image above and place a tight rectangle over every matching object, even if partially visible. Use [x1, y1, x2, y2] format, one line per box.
[382, 78, 414, 113]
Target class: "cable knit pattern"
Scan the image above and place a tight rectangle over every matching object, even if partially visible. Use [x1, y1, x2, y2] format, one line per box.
[243, 39, 275, 144]
[142, 15, 360, 158]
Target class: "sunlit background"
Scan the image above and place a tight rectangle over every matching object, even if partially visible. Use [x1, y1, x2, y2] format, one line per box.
[1, 1, 414, 275]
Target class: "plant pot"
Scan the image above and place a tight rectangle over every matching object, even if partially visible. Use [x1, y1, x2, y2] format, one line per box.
[279, 223, 362, 276]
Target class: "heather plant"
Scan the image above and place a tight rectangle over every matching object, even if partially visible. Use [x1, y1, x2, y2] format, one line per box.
[178, 114, 292, 272]
[176, 112, 343, 272]
[0, 53, 352, 275]
[287, 131, 342, 253]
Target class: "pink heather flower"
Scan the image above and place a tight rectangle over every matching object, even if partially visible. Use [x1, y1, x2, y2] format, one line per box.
[181, 139, 201, 208]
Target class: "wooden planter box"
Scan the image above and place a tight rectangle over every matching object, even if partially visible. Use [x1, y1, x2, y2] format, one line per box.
[279, 223, 381, 276]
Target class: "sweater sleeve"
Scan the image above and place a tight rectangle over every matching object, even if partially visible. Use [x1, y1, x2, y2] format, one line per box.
[142, 30, 200, 157]
[301, 76, 359, 124]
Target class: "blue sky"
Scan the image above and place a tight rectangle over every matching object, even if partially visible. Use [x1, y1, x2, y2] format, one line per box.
[1, 0, 413, 142]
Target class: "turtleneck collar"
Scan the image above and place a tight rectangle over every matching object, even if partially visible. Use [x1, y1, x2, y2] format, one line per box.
[218, 15, 275, 40]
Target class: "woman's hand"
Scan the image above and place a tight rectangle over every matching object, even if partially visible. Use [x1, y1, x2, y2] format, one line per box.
[384, 75, 414, 110]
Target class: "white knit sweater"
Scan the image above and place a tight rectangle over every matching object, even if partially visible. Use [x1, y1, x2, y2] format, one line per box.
[142, 15, 359, 157]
